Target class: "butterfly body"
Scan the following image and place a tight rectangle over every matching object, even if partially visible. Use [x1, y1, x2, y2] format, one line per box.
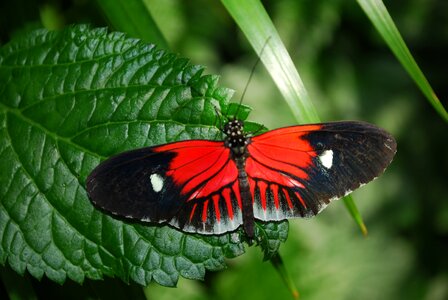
[223, 119, 256, 237]
[86, 119, 396, 239]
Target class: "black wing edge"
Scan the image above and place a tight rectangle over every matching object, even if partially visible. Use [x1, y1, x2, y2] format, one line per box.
[300, 120, 397, 215]
[86, 148, 184, 222]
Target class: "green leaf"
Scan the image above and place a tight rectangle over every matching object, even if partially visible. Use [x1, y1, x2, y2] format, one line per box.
[255, 221, 289, 261]
[225, 102, 251, 120]
[357, 0, 448, 122]
[0, 24, 255, 286]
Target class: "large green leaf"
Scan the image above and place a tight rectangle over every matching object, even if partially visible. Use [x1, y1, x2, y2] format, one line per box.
[0, 25, 287, 286]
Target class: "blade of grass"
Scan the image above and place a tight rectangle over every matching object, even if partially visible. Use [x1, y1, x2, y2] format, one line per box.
[270, 252, 300, 299]
[96, 0, 168, 49]
[343, 195, 368, 236]
[357, 0, 447, 122]
[221, 0, 319, 124]
[221, 0, 367, 235]
[344, 196, 367, 235]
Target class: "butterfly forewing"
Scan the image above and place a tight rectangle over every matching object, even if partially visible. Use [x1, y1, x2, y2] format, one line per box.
[247, 121, 397, 221]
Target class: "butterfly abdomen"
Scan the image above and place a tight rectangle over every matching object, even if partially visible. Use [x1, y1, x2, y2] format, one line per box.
[234, 156, 255, 238]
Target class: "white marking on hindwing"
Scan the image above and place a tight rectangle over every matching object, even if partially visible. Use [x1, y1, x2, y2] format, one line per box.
[319, 150, 334, 169]
[150, 173, 164, 192]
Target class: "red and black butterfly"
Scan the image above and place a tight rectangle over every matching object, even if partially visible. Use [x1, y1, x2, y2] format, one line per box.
[86, 118, 396, 238]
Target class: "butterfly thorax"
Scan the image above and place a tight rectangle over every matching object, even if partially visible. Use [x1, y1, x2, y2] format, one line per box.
[224, 119, 250, 158]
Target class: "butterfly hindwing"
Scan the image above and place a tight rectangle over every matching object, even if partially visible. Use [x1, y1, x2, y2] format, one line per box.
[247, 121, 397, 221]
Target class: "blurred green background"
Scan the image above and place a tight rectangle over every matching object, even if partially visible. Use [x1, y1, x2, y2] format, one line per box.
[1, 0, 447, 299]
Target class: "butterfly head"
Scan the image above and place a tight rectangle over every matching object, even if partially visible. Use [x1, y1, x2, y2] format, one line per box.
[224, 119, 250, 156]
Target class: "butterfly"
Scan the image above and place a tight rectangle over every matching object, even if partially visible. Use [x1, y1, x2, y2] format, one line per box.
[86, 118, 396, 239]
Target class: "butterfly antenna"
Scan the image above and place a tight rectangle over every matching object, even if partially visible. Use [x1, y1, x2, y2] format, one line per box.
[235, 37, 272, 119]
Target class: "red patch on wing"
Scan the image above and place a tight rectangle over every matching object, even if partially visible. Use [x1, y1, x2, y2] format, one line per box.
[295, 191, 307, 208]
[202, 199, 209, 222]
[232, 181, 242, 209]
[271, 184, 280, 209]
[189, 203, 198, 222]
[154, 140, 238, 199]
[212, 194, 221, 222]
[222, 187, 234, 220]
[283, 188, 293, 209]
[258, 181, 268, 211]
[246, 125, 321, 190]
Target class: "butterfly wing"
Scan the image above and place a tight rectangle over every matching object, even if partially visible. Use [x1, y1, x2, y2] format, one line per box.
[87, 140, 244, 234]
[246, 121, 396, 221]
[88, 121, 396, 235]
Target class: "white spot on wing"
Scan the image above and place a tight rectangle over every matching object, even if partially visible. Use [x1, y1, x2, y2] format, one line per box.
[319, 150, 334, 169]
[150, 173, 164, 192]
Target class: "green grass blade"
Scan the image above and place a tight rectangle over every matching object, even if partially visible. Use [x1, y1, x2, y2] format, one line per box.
[221, 0, 319, 124]
[343, 196, 368, 236]
[270, 252, 300, 299]
[357, 0, 447, 122]
[96, 0, 168, 48]
[222, 0, 367, 235]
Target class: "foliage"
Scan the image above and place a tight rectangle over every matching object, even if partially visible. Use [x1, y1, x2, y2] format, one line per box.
[0, 25, 287, 287]
[1, 0, 447, 299]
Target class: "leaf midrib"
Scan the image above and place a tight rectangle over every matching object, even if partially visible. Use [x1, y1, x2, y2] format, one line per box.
[1, 102, 219, 158]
